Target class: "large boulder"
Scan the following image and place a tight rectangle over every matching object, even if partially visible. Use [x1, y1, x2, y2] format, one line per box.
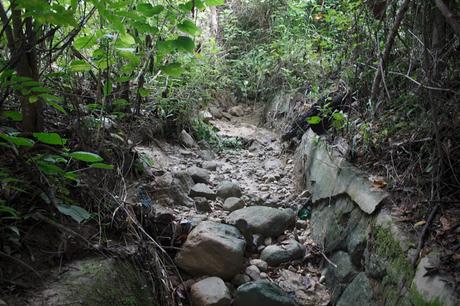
[150, 171, 194, 207]
[226, 206, 295, 237]
[175, 221, 246, 279]
[190, 183, 216, 200]
[260, 240, 305, 266]
[411, 252, 458, 306]
[217, 181, 242, 199]
[180, 130, 197, 148]
[336, 273, 375, 306]
[190, 277, 231, 306]
[187, 166, 211, 184]
[234, 281, 297, 306]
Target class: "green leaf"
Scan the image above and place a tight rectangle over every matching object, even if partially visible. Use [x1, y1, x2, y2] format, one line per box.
[118, 33, 135, 46]
[90, 163, 114, 170]
[74, 35, 97, 50]
[2, 111, 22, 122]
[138, 87, 149, 97]
[133, 22, 159, 34]
[103, 80, 112, 97]
[33, 132, 66, 145]
[178, 20, 201, 36]
[69, 60, 92, 72]
[0, 133, 35, 147]
[57, 204, 91, 223]
[306, 116, 321, 125]
[138, 4, 164, 17]
[173, 36, 195, 52]
[160, 63, 184, 77]
[36, 160, 64, 175]
[69, 151, 103, 163]
[206, 0, 225, 6]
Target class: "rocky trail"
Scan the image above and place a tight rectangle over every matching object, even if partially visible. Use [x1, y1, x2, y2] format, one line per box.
[136, 107, 330, 306]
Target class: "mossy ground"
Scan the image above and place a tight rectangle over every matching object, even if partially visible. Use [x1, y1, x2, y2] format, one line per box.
[373, 226, 443, 306]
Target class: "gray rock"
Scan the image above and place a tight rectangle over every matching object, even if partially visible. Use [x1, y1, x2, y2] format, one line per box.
[294, 129, 388, 214]
[187, 166, 211, 184]
[412, 252, 457, 306]
[325, 251, 357, 285]
[194, 197, 212, 213]
[150, 171, 194, 207]
[190, 183, 216, 200]
[245, 265, 261, 281]
[336, 273, 375, 306]
[191, 214, 208, 227]
[180, 130, 197, 148]
[232, 274, 251, 287]
[217, 181, 242, 199]
[199, 149, 216, 161]
[234, 281, 297, 306]
[223, 197, 244, 212]
[260, 240, 305, 266]
[249, 259, 268, 272]
[199, 110, 213, 122]
[310, 196, 355, 253]
[364, 248, 387, 279]
[202, 161, 218, 171]
[175, 221, 246, 280]
[264, 159, 282, 171]
[190, 277, 231, 306]
[209, 106, 223, 119]
[227, 206, 296, 237]
[346, 217, 369, 267]
[228, 105, 244, 117]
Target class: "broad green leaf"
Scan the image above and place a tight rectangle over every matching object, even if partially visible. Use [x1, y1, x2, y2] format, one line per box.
[133, 22, 159, 34]
[138, 4, 164, 17]
[36, 160, 65, 175]
[138, 87, 149, 97]
[160, 63, 184, 77]
[2, 111, 22, 122]
[69, 151, 103, 163]
[206, 0, 225, 6]
[64, 171, 78, 180]
[74, 35, 97, 50]
[173, 36, 195, 53]
[103, 80, 112, 97]
[117, 33, 136, 46]
[178, 20, 201, 36]
[306, 116, 321, 125]
[33, 132, 66, 145]
[69, 60, 92, 72]
[57, 204, 91, 223]
[0, 133, 35, 147]
[90, 163, 114, 170]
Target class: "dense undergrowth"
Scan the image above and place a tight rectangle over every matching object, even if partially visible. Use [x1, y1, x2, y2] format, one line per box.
[1, 0, 459, 302]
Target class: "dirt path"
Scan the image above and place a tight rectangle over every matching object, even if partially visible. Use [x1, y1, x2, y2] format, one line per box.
[132, 109, 330, 305]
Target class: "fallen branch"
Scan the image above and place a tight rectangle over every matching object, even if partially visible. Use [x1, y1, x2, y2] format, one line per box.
[0, 250, 42, 281]
[411, 204, 440, 268]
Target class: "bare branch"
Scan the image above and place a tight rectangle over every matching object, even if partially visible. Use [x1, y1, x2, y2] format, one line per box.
[434, 0, 460, 37]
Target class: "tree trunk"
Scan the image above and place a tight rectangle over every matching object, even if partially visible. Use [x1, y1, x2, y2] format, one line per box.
[11, 8, 43, 132]
[370, 0, 411, 102]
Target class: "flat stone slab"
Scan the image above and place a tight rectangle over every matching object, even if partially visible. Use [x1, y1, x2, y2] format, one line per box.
[294, 129, 388, 214]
